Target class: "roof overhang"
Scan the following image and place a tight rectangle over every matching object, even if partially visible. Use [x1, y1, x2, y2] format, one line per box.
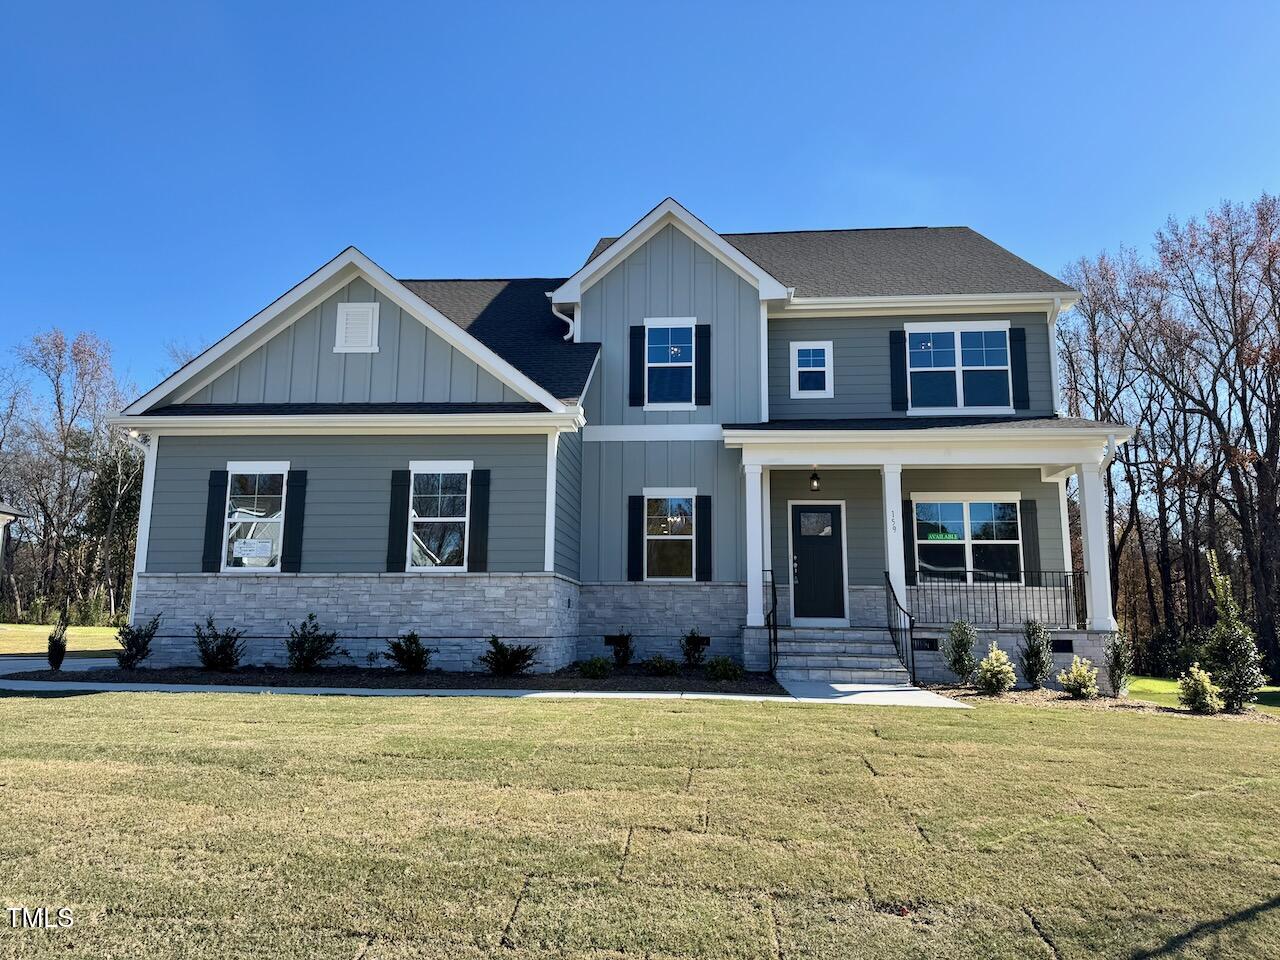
[552, 198, 789, 307]
[774, 291, 1081, 319]
[110, 409, 585, 437]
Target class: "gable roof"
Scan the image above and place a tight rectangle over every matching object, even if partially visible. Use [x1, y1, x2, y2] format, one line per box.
[585, 226, 1075, 299]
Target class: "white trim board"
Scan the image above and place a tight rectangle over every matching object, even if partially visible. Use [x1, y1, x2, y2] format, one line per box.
[110, 412, 582, 437]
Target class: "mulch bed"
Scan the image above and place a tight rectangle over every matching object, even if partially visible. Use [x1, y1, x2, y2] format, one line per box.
[2, 663, 787, 696]
[929, 683, 1280, 722]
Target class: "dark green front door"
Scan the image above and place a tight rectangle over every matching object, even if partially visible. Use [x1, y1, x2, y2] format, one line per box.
[791, 504, 845, 620]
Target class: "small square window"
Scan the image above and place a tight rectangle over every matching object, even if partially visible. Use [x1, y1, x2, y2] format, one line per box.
[790, 341, 833, 399]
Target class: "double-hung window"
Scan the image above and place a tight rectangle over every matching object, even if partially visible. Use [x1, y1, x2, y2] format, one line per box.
[644, 319, 695, 409]
[408, 460, 472, 571]
[913, 495, 1022, 583]
[222, 461, 289, 572]
[906, 321, 1012, 411]
[790, 340, 834, 399]
[644, 487, 695, 580]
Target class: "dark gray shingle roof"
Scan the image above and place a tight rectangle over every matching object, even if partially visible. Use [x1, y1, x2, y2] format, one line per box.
[724, 415, 1126, 432]
[587, 226, 1075, 299]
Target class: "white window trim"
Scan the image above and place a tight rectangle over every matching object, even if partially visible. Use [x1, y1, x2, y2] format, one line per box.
[909, 491, 1024, 585]
[335, 301, 380, 353]
[786, 499, 850, 627]
[406, 459, 474, 573]
[642, 486, 697, 582]
[903, 319, 1014, 416]
[789, 340, 834, 399]
[220, 460, 290, 574]
[643, 317, 697, 412]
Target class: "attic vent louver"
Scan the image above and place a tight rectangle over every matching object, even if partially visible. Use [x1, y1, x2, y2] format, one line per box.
[335, 302, 379, 353]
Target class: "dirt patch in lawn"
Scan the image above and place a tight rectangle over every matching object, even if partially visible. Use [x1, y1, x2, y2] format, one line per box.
[929, 684, 1280, 722]
[2, 663, 787, 695]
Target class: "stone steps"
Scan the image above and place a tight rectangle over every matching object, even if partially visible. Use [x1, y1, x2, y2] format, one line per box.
[773, 627, 911, 684]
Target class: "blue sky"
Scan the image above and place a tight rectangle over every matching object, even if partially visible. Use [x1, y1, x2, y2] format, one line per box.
[2, 0, 1276, 392]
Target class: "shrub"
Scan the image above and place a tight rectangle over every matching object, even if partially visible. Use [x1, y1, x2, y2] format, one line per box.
[1178, 662, 1224, 715]
[384, 631, 434, 674]
[705, 655, 744, 682]
[1105, 631, 1133, 697]
[285, 614, 345, 672]
[578, 656, 612, 679]
[975, 641, 1016, 695]
[1017, 619, 1054, 689]
[607, 631, 633, 668]
[1058, 656, 1099, 700]
[193, 617, 246, 671]
[645, 654, 680, 677]
[116, 616, 160, 670]
[679, 629, 708, 667]
[942, 620, 979, 684]
[47, 614, 68, 671]
[478, 636, 538, 677]
[1204, 552, 1265, 712]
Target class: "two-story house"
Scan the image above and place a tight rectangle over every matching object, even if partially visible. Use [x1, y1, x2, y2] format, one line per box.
[114, 199, 1131, 682]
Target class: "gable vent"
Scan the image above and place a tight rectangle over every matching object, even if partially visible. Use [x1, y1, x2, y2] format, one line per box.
[335, 302, 379, 353]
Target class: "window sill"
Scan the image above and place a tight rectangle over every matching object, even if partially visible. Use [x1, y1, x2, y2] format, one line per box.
[643, 403, 697, 412]
[407, 567, 468, 574]
[333, 346, 379, 354]
[219, 567, 282, 574]
[789, 390, 834, 400]
[643, 577, 697, 584]
[906, 406, 1015, 417]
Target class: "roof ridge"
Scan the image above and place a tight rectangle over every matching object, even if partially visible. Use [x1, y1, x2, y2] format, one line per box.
[723, 225, 971, 236]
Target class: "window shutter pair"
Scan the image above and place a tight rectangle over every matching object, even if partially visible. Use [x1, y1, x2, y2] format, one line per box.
[201, 469, 306, 573]
[889, 328, 1031, 411]
[627, 325, 712, 407]
[626, 494, 712, 581]
[385, 469, 490, 573]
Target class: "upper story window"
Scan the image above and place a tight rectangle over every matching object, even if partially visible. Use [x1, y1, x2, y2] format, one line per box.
[223, 461, 289, 572]
[644, 319, 695, 410]
[408, 460, 472, 571]
[913, 495, 1022, 583]
[790, 341, 834, 399]
[644, 488, 695, 580]
[335, 302, 380, 353]
[906, 321, 1011, 412]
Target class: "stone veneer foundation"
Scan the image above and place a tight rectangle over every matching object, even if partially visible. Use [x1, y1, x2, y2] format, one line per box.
[912, 627, 1115, 695]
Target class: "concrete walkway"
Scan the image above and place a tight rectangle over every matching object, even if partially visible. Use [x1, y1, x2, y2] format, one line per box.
[779, 679, 971, 708]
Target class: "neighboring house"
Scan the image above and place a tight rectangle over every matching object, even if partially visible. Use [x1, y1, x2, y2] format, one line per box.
[114, 198, 1131, 682]
[0, 501, 24, 580]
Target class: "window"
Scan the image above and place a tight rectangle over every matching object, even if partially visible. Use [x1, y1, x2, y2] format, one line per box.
[906, 322, 1011, 411]
[335, 302, 379, 352]
[790, 341, 834, 399]
[644, 488, 695, 580]
[408, 460, 472, 571]
[222, 461, 289, 572]
[913, 495, 1022, 583]
[645, 319, 695, 409]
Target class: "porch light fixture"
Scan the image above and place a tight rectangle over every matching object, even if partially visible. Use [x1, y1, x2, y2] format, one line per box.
[809, 471, 821, 492]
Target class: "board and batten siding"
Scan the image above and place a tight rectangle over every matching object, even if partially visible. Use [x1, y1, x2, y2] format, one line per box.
[766, 312, 1054, 419]
[554, 431, 582, 579]
[184, 277, 523, 406]
[145, 435, 547, 573]
[578, 224, 762, 426]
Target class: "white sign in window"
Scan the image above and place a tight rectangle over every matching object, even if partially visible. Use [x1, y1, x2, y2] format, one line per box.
[913, 496, 1022, 583]
[222, 462, 289, 572]
[408, 460, 472, 571]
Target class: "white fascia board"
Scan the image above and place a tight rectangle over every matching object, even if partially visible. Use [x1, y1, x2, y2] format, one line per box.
[122, 247, 566, 417]
[552, 198, 788, 305]
[774, 291, 1081, 319]
[727, 434, 1123, 469]
[109, 411, 583, 437]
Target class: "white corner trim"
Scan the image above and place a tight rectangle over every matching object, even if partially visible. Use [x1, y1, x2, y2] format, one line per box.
[544, 433, 558, 573]
[583, 424, 724, 442]
[758, 302, 769, 422]
[128, 434, 160, 620]
[1048, 297, 1064, 415]
[334, 302, 379, 353]
[789, 340, 835, 400]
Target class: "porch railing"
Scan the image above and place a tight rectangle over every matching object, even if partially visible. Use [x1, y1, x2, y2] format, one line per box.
[883, 572, 916, 684]
[763, 568, 779, 673]
[906, 570, 1087, 630]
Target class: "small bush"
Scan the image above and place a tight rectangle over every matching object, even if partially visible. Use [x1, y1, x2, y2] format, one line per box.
[975, 641, 1017, 695]
[679, 629, 708, 667]
[47, 615, 68, 671]
[194, 617, 246, 671]
[1058, 655, 1099, 700]
[1178, 663, 1224, 715]
[607, 631, 633, 668]
[116, 615, 160, 670]
[645, 654, 680, 677]
[1018, 619, 1054, 689]
[705, 656, 744, 682]
[578, 656, 612, 679]
[285, 614, 345, 672]
[478, 636, 538, 677]
[384, 631, 434, 674]
[1105, 631, 1133, 697]
[943, 620, 979, 684]
[1204, 552, 1265, 712]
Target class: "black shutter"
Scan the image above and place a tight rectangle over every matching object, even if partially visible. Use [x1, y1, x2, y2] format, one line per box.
[694, 325, 711, 406]
[201, 470, 229, 572]
[629, 326, 645, 407]
[468, 469, 490, 572]
[1019, 499, 1041, 586]
[386, 470, 410, 572]
[627, 495, 644, 581]
[281, 470, 307, 573]
[889, 330, 908, 411]
[1010, 327, 1030, 410]
[695, 495, 712, 582]
[901, 499, 917, 587]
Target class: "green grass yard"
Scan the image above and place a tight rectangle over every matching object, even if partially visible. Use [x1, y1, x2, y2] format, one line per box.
[0, 622, 117, 658]
[1, 692, 1279, 959]
[1129, 675, 1280, 715]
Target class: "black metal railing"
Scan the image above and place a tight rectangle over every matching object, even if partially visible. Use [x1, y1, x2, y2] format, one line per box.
[763, 568, 779, 673]
[883, 572, 916, 684]
[906, 570, 1087, 630]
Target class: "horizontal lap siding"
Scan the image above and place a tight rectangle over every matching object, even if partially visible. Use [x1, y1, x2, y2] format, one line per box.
[146, 435, 547, 573]
[768, 469, 885, 586]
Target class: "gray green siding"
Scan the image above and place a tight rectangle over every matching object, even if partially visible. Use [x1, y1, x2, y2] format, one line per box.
[184, 277, 522, 406]
[146, 434, 547, 573]
[554, 431, 582, 579]
[767, 312, 1054, 419]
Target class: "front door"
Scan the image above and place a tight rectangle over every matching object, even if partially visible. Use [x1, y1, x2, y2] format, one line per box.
[791, 504, 846, 621]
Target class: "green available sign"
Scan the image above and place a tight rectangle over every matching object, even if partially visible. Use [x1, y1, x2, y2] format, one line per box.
[927, 532, 959, 541]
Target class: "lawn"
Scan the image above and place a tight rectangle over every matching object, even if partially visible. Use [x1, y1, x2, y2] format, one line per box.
[1, 693, 1279, 958]
[0, 622, 118, 658]
[1130, 674, 1280, 715]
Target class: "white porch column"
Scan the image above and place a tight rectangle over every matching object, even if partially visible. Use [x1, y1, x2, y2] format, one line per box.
[1076, 462, 1117, 631]
[881, 464, 906, 601]
[128, 434, 160, 622]
[744, 464, 764, 627]
[761, 468, 772, 572]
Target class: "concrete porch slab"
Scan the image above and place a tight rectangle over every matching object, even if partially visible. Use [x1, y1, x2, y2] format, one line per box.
[779, 679, 971, 708]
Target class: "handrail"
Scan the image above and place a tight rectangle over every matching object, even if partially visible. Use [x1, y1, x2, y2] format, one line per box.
[906, 569, 1087, 630]
[763, 568, 779, 673]
[883, 572, 916, 684]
